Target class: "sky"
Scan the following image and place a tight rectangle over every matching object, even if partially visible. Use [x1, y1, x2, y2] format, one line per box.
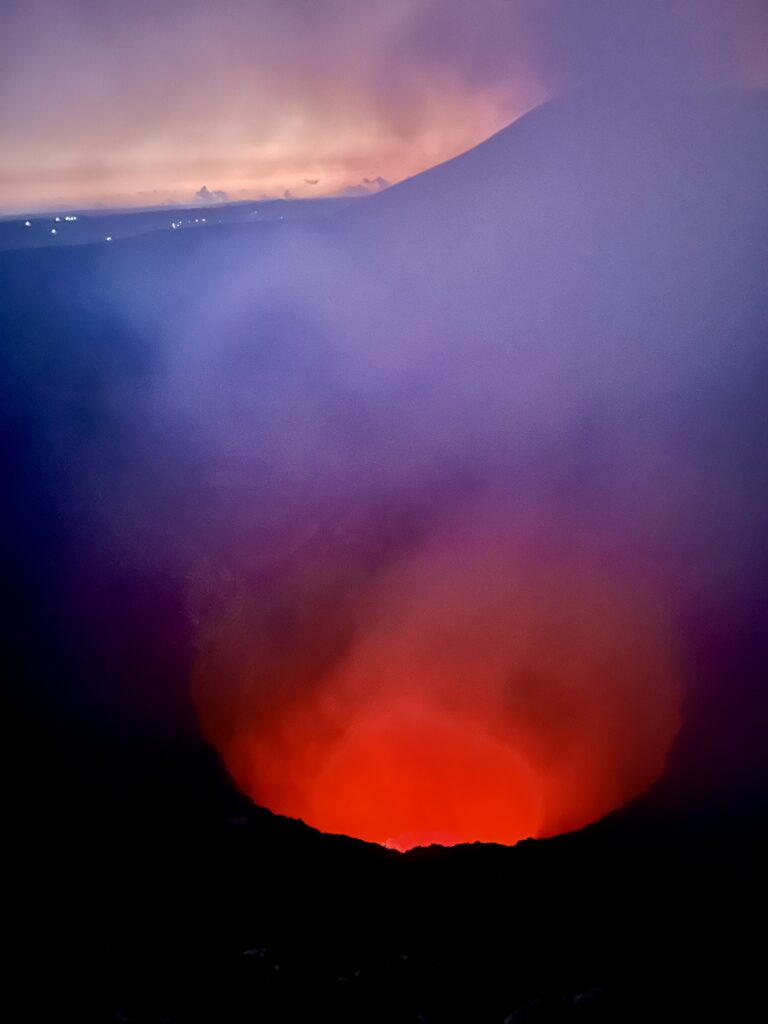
[1, 0, 767, 213]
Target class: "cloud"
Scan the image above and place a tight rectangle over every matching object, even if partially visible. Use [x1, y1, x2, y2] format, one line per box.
[3, 2, 765, 210]
[341, 176, 391, 197]
[194, 185, 230, 205]
[10, 71, 765, 841]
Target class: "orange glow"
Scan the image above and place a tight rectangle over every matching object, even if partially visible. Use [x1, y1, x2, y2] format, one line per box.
[192, 518, 682, 849]
[282, 700, 541, 851]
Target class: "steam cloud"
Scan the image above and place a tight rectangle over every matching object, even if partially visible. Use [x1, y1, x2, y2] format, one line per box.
[174, 81, 764, 845]
[6, 3, 766, 847]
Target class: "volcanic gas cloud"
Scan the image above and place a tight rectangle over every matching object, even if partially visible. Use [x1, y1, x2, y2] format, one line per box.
[193, 506, 682, 850]
[176, 71, 765, 851]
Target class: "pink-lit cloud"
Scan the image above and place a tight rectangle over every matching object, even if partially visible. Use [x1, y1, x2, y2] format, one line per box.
[0, 1, 765, 211]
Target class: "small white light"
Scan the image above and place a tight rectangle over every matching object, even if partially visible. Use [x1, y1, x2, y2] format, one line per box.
[55, 216, 60, 222]
[25, 220, 31, 227]
[105, 235, 112, 241]
[51, 228, 57, 234]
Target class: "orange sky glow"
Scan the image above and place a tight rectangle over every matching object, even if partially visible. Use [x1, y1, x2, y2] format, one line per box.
[4, 1, 765, 213]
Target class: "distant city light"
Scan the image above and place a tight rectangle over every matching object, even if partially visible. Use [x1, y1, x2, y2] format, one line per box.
[105, 236, 112, 241]
[51, 228, 57, 234]
[64, 215, 78, 222]
[55, 216, 60, 222]
[25, 221, 31, 227]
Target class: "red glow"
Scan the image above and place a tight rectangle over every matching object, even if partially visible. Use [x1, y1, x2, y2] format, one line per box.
[193, 520, 682, 850]
[292, 700, 541, 850]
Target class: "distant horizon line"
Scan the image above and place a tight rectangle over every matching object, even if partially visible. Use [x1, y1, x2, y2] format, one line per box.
[0, 193, 364, 222]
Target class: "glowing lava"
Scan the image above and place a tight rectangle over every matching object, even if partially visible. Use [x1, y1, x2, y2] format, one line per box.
[192, 518, 682, 850]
